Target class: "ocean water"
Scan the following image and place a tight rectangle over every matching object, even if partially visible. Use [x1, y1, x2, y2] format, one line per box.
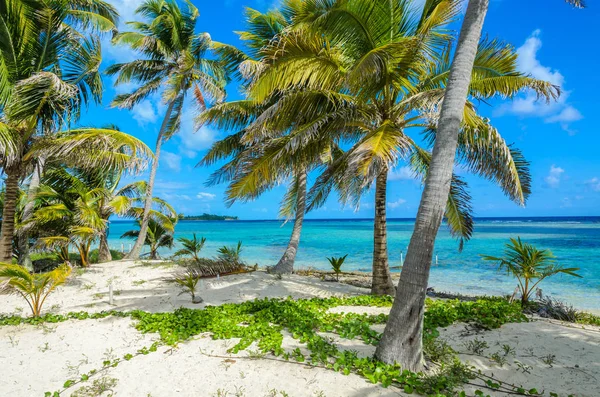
[107, 217, 600, 312]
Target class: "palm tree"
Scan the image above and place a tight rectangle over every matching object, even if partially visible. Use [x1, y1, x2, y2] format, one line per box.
[0, 262, 71, 317]
[80, 168, 177, 262]
[174, 233, 206, 262]
[482, 237, 581, 305]
[199, 7, 321, 274]
[107, 0, 227, 260]
[377, 0, 585, 371]
[216, 1, 555, 295]
[121, 217, 175, 260]
[0, 0, 152, 264]
[28, 168, 113, 267]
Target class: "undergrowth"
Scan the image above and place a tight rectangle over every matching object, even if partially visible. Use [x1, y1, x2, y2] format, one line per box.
[2, 295, 574, 396]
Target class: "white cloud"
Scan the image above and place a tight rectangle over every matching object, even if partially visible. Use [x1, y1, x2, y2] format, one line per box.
[495, 30, 583, 133]
[388, 166, 414, 181]
[387, 198, 407, 209]
[585, 177, 600, 192]
[545, 106, 583, 123]
[132, 100, 158, 125]
[517, 30, 564, 87]
[162, 151, 182, 172]
[197, 192, 216, 201]
[544, 165, 564, 188]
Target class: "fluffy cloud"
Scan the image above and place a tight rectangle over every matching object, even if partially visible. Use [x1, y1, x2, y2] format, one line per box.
[585, 177, 600, 192]
[388, 166, 415, 181]
[495, 30, 583, 133]
[162, 151, 182, 172]
[197, 192, 216, 201]
[131, 100, 158, 125]
[387, 198, 407, 209]
[544, 165, 564, 188]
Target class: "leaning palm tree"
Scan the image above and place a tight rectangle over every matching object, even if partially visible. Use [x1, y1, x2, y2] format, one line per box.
[377, 0, 585, 371]
[121, 218, 176, 260]
[0, 0, 152, 264]
[107, 0, 227, 260]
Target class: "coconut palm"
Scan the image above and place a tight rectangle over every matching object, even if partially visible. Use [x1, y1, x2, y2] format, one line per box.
[77, 168, 177, 262]
[199, 7, 320, 274]
[27, 168, 112, 267]
[107, 0, 227, 260]
[482, 237, 581, 305]
[0, 0, 152, 264]
[24, 167, 176, 265]
[174, 233, 206, 262]
[0, 262, 71, 317]
[215, 0, 555, 296]
[121, 217, 176, 260]
[378, 0, 585, 371]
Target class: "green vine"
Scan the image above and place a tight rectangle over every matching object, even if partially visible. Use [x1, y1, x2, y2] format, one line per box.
[2, 295, 576, 397]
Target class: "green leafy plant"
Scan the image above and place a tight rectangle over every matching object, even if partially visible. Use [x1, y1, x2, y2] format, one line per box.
[0, 263, 71, 317]
[121, 218, 176, 260]
[481, 237, 582, 305]
[217, 241, 243, 264]
[174, 234, 206, 262]
[327, 254, 347, 281]
[172, 268, 202, 303]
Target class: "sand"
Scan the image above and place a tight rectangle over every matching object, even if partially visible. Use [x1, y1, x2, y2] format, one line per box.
[0, 260, 598, 396]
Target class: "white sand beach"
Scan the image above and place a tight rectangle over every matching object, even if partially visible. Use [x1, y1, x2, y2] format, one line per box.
[0, 260, 598, 397]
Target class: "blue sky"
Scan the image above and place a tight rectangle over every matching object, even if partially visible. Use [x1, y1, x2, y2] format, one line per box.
[81, 0, 599, 220]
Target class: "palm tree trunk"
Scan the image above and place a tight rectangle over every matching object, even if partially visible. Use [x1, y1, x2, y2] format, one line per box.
[371, 168, 395, 295]
[98, 228, 112, 263]
[0, 166, 21, 263]
[375, 0, 489, 372]
[124, 100, 176, 260]
[272, 170, 307, 274]
[18, 159, 45, 270]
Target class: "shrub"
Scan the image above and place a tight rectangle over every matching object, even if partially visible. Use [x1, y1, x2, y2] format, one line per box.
[0, 263, 72, 317]
[327, 254, 348, 281]
[481, 237, 582, 305]
[217, 241, 242, 264]
[173, 234, 206, 262]
[171, 267, 202, 303]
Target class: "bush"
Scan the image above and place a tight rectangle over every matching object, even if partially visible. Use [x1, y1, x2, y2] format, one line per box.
[0, 263, 72, 317]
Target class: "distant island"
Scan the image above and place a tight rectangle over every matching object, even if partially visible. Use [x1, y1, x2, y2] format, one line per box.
[178, 213, 238, 221]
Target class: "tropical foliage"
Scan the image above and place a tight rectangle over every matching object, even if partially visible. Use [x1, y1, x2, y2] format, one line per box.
[328, 254, 347, 282]
[121, 218, 177, 260]
[482, 237, 582, 305]
[174, 233, 206, 262]
[0, 262, 71, 317]
[107, 0, 227, 259]
[199, 0, 556, 295]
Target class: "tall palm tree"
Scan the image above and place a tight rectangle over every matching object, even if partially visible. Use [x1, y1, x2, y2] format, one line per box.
[0, 0, 151, 264]
[107, 0, 227, 260]
[223, 0, 555, 295]
[199, 7, 320, 274]
[376, 0, 585, 371]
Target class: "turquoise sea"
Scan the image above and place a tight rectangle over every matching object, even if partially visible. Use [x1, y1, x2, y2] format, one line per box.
[107, 217, 600, 312]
